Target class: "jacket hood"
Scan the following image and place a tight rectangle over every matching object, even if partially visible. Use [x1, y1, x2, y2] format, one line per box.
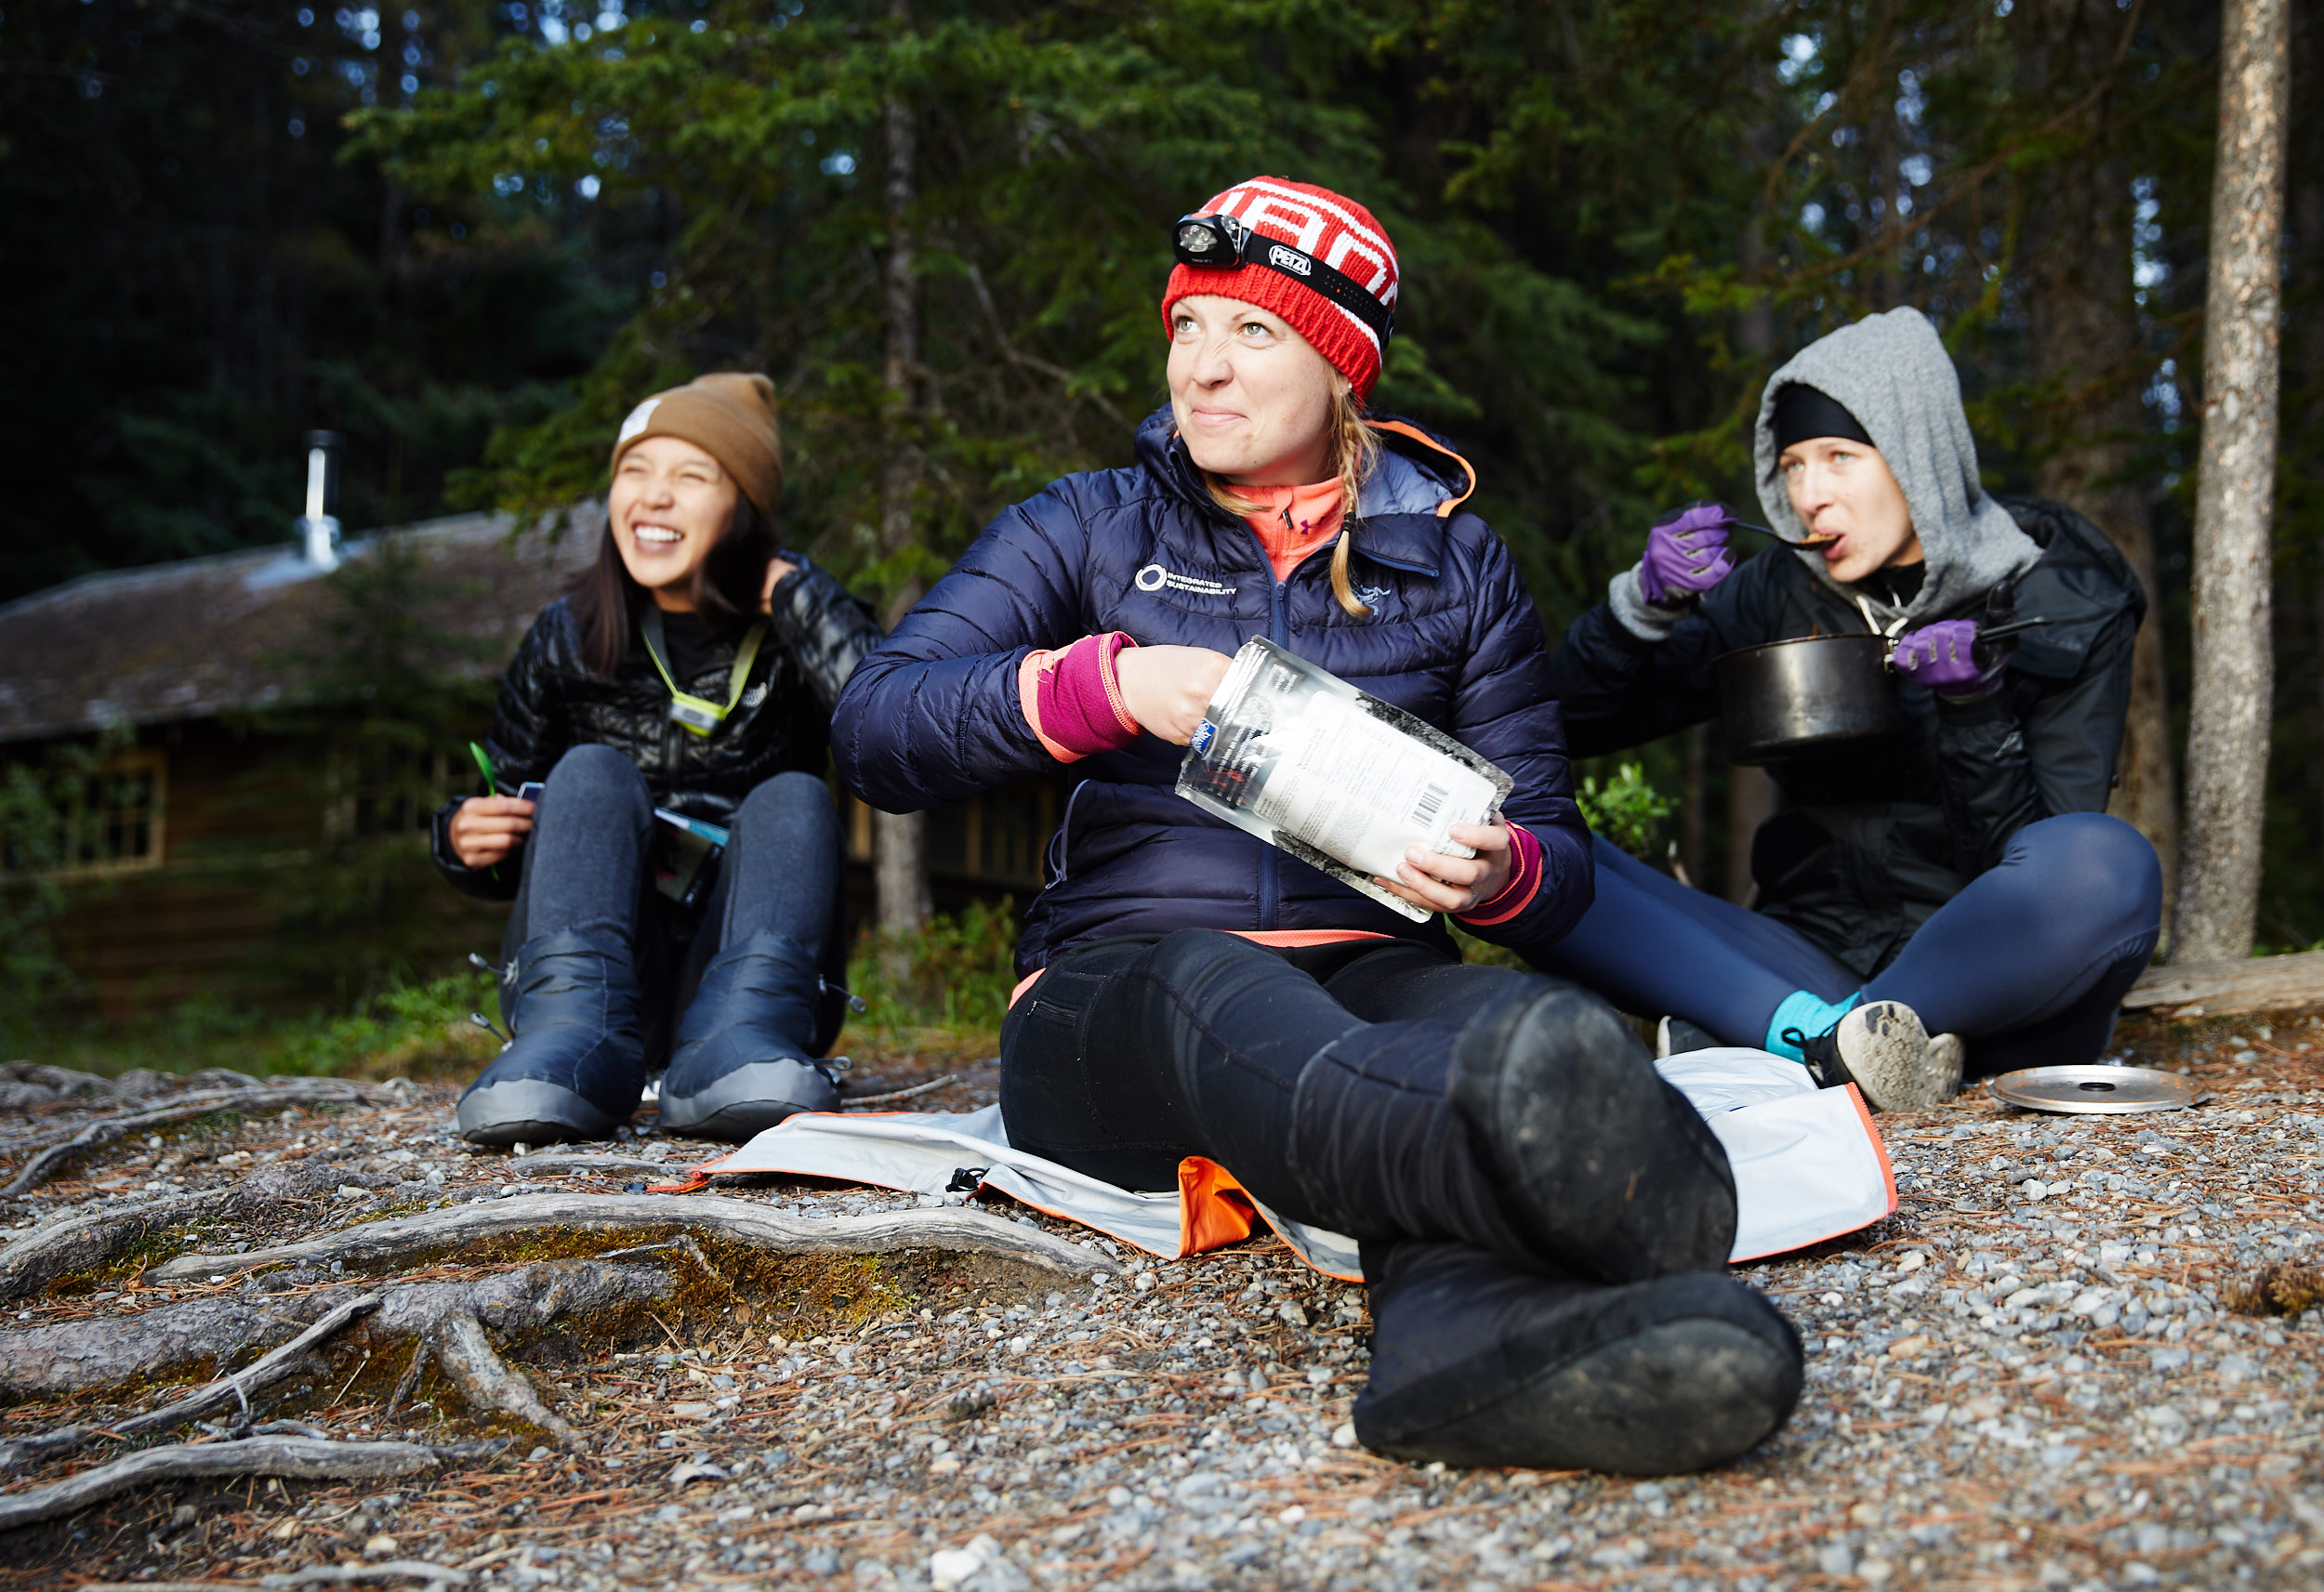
[1132, 405, 1477, 577]
[1752, 307, 2041, 625]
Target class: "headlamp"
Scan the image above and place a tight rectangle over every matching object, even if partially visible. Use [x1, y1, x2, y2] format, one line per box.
[1173, 213, 1249, 270]
[1169, 210, 1394, 347]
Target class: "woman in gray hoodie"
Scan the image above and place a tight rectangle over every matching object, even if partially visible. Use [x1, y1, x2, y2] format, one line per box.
[1538, 308, 2162, 1108]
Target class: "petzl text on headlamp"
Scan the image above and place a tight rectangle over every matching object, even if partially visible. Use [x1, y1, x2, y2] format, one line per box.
[641, 607, 767, 738]
[1170, 211, 1394, 348]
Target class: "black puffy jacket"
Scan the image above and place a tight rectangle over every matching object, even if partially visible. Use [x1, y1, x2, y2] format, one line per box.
[432, 554, 883, 900]
[1548, 496, 2143, 977]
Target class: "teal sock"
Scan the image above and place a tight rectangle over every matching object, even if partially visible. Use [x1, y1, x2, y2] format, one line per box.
[1764, 989, 1861, 1063]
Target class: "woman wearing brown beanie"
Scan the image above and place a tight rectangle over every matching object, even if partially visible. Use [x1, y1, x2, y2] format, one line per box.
[431, 373, 883, 1145]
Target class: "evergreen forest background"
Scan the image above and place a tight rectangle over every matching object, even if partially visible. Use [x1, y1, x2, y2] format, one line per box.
[7, 0, 2321, 969]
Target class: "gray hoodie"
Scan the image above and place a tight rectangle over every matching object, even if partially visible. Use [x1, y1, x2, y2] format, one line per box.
[1750, 306, 2041, 627]
[1608, 306, 2043, 641]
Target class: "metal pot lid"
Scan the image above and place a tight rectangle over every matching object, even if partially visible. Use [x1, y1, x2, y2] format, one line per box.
[1987, 1064, 2205, 1114]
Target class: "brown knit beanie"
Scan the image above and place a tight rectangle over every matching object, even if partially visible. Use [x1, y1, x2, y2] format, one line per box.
[610, 373, 784, 514]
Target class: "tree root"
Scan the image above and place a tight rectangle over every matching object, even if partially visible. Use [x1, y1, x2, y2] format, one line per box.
[261, 1560, 474, 1586]
[0, 1261, 669, 1407]
[0, 1436, 440, 1533]
[0, 1295, 381, 1470]
[487, 1152, 669, 1178]
[2, 1293, 321, 1401]
[0, 1190, 232, 1302]
[3, 1081, 378, 1198]
[842, 1073, 963, 1107]
[430, 1311, 578, 1449]
[144, 1193, 1104, 1284]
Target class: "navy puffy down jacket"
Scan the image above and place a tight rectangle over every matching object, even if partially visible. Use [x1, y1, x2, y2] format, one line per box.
[833, 408, 1593, 975]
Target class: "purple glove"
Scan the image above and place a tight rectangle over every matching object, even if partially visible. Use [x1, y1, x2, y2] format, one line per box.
[1892, 619, 2010, 698]
[1637, 502, 1736, 606]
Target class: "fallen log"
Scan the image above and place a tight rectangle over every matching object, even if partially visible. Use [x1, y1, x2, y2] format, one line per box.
[144, 1193, 1105, 1285]
[2123, 950, 2324, 1019]
[0, 1436, 438, 1533]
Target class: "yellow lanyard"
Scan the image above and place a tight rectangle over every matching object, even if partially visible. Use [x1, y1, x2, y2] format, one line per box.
[640, 608, 768, 737]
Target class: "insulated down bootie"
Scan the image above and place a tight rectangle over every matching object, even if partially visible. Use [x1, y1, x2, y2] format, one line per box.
[1352, 1239, 1804, 1474]
[1788, 999, 1957, 1112]
[1448, 980, 1737, 1283]
[456, 929, 649, 1146]
[658, 931, 840, 1140]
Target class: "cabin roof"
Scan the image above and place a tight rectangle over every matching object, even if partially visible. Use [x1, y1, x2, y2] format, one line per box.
[0, 512, 598, 745]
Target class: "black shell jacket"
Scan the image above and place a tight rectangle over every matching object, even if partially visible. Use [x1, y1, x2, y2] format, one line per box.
[431, 554, 883, 901]
[1547, 495, 2144, 978]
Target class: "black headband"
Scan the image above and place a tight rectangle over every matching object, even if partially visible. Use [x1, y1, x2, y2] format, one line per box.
[1772, 384, 1874, 451]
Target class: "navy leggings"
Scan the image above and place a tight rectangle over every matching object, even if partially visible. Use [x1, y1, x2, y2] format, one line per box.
[1532, 812, 2161, 1075]
[503, 743, 850, 1059]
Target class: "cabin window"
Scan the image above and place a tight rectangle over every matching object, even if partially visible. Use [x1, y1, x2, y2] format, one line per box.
[327, 748, 465, 840]
[63, 748, 167, 874]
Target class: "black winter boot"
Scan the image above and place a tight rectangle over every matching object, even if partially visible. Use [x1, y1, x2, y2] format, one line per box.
[456, 929, 648, 1146]
[1448, 980, 1738, 1283]
[657, 931, 840, 1140]
[1353, 1240, 1803, 1474]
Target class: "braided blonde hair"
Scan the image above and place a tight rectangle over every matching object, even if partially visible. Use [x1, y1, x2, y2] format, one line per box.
[1204, 378, 1383, 617]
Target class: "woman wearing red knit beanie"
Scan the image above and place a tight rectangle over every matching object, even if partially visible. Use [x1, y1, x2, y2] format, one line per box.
[834, 177, 1805, 1474]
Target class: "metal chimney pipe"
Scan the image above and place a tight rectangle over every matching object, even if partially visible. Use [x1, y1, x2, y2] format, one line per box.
[298, 429, 345, 571]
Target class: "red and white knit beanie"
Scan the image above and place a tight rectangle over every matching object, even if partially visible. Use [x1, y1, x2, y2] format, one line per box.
[1158, 177, 1400, 401]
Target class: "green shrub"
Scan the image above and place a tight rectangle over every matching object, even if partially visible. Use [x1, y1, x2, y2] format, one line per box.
[1575, 762, 1675, 858]
[843, 900, 1021, 1062]
[20, 969, 500, 1080]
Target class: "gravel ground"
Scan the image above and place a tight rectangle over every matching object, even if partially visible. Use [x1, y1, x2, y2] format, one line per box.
[5, 1016, 2324, 1590]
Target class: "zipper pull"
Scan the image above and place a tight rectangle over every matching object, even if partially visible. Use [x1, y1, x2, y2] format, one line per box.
[821, 976, 868, 1014]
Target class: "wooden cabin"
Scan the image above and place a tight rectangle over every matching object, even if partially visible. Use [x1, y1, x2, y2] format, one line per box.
[0, 513, 1057, 1019]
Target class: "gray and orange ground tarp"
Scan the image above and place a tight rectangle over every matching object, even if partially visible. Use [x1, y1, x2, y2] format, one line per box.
[676, 1048, 1894, 1281]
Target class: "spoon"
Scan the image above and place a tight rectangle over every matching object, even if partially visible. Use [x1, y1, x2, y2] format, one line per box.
[1731, 520, 1838, 548]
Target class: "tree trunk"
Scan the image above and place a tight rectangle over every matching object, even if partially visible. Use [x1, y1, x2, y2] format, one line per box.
[1679, 725, 1706, 888]
[1727, 206, 1782, 907]
[1725, 766, 1777, 906]
[2015, 0, 2180, 942]
[875, 25, 931, 944]
[2175, 0, 2289, 962]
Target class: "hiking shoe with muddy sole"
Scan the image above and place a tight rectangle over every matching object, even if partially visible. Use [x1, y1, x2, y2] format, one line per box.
[1791, 999, 1951, 1112]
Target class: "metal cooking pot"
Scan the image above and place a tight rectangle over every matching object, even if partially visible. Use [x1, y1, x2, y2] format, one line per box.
[1713, 633, 1904, 765]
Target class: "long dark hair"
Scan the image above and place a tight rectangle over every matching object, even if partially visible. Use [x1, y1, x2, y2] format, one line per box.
[568, 493, 779, 677]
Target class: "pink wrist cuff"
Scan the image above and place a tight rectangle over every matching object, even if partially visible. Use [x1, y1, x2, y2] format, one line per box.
[1019, 632, 1142, 762]
[1458, 822, 1544, 928]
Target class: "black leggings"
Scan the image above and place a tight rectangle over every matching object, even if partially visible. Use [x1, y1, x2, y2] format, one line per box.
[1001, 931, 1546, 1267]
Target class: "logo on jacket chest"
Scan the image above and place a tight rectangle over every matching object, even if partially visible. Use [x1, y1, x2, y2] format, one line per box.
[1135, 562, 1238, 598]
